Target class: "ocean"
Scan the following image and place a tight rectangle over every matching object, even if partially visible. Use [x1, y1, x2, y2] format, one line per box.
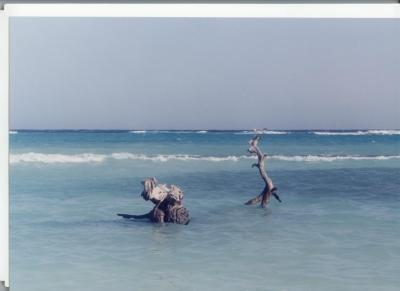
[9, 130, 400, 291]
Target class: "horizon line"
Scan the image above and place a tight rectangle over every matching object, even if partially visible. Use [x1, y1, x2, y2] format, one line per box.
[9, 128, 400, 131]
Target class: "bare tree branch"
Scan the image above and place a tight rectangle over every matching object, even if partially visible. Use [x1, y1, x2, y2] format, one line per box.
[245, 135, 281, 207]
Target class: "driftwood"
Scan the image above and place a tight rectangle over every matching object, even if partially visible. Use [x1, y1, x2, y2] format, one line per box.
[118, 178, 190, 225]
[245, 135, 281, 208]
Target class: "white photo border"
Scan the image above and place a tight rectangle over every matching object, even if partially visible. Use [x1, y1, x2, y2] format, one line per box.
[1, 3, 400, 288]
[4, 3, 400, 18]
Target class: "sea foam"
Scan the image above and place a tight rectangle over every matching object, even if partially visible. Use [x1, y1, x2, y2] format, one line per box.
[235, 130, 288, 135]
[314, 130, 400, 136]
[270, 155, 400, 162]
[111, 153, 243, 162]
[367, 130, 400, 135]
[130, 130, 198, 134]
[10, 153, 107, 164]
[9, 152, 400, 164]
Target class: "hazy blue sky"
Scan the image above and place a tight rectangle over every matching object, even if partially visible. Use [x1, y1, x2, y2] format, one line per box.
[10, 18, 400, 130]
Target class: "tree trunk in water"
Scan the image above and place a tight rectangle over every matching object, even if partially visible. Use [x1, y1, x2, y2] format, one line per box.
[244, 135, 280, 208]
[119, 178, 190, 225]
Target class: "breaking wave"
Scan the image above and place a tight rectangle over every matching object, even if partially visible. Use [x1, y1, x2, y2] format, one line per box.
[111, 153, 244, 162]
[367, 130, 400, 135]
[10, 153, 107, 164]
[270, 155, 400, 162]
[130, 130, 201, 134]
[235, 130, 288, 135]
[9, 152, 400, 164]
[314, 130, 400, 136]
[9, 131, 18, 134]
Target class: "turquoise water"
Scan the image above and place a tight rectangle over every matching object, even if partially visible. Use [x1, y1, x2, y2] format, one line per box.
[10, 130, 400, 291]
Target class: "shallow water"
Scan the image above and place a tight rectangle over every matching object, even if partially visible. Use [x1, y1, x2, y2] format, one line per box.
[10, 130, 400, 291]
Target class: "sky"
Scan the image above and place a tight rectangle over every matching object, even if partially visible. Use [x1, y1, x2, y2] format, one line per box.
[10, 18, 400, 130]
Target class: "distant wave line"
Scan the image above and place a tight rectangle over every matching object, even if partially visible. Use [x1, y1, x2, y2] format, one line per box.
[10, 129, 400, 136]
[10, 152, 400, 164]
[234, 130, 289, 135]
[313, 130, 400, 136]
[131, 130, 289, 135]
[10, 153, 108, 164]
[130, 130, 209, 134]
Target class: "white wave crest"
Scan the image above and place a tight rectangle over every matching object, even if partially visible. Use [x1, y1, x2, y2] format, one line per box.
[130, 130, 196, 134]
[314, 130, 400, 136]
[111, 153, 246, 162]
[9, 131, 18, 134]
[9, 152, 400, 164]
[367, 130, 400, 135]
[10, 153, 107, 164]
[196, 130, 208, 134]
[314, 131, 365, 136]
[269, 155, 400, 162]
[235, 130, 288, 135]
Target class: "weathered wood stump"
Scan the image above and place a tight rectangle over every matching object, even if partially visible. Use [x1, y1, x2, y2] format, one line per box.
[244, 135, 282, 208]
[118, 178, 190, 225]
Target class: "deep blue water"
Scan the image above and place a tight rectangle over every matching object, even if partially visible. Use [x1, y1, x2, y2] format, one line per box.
[9, 130, 400, 291]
